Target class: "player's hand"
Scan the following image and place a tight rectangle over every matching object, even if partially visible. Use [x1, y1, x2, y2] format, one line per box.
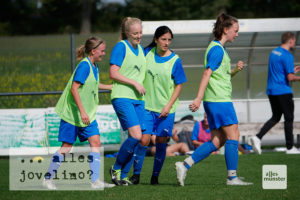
[294, 65, 300, 73]
[236, 60, 244, 71]
[159, 105, 171, 118]
[189, 98, 201, 112]
[81, 112, 90, 125]
[134, 82, 146, 95]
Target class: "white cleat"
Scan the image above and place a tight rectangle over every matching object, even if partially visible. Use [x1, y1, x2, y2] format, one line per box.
[91, 179, 115, 189]
[249, 136, 262, 155]
[43, 178, 57, 190]
[286, 146, 300, 154]
[226, 177, 253, 186]
[175, 162, 187, 186]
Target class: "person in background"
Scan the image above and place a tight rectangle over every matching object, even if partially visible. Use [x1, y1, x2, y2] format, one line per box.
[109, 17, 147, 186]
[43, 36, 114, 189]
[250, 32, 300, 154]
[149, 128, 190, 157]
[175, 13, 253, 186]
[191, 113, 211, 149]
[192, 114, 248, 154]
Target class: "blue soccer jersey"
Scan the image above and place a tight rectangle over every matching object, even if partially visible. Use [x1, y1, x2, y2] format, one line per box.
[73, 57, 98, 84]
[205, 40, 224, 71]
[266, 46, 294, 95]
[110, 40, 143, 67]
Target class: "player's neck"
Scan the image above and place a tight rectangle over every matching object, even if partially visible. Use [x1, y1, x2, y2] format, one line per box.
[281, 44, 288, 51]
[88, 56, 96, 67]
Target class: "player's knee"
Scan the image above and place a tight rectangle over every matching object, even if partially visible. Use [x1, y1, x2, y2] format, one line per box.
[140, 139, 150, 146]
[156, 136, 168, 143]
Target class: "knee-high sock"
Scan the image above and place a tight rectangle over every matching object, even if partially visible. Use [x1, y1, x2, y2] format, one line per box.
[121, 143, 147, 179]
[133, 143, 147, 175]
[46, 151, 64, 179]
[184, 141, 217, 169]
[113, 137, 139, 170]
[121, 146, 136, 179]
[152, 143, 167, 177]
[89, 152, 100, 183]
[225, 139, 239, 179]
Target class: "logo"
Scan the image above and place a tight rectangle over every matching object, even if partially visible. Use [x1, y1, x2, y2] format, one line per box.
[134, 65, 141, 72]
[147, 69, 158, 81]
[262, 165, 287, 189]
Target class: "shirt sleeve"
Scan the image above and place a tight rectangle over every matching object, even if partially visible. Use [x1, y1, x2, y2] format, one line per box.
[171, 58, 187, 85]
[205, 46, 224, 71]
[110, 42, 126, 67]
[191, 122, 200, 141]
[283, 53, 295, 74]
[73, 61, 90, 85]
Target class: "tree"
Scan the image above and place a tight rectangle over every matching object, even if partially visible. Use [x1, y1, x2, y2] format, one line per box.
[80, 0, 92, 34]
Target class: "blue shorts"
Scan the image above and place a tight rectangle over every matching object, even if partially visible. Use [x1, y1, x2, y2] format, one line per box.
[144, 110, 175, 137]
[112, 98, 145, 131]
[58, 119, 100, 144]
[203, 101, 238, 130]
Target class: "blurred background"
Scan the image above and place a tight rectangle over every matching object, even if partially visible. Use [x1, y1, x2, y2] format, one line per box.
[1, 0, 300, 108]
[1, 0, 300, 152]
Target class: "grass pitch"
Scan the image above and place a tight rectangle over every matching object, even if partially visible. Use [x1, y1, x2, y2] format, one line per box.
[1, 153, 299, 200]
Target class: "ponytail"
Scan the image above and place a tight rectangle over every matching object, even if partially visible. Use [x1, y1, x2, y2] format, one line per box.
[75, 37, 104, 61]
[76, 45, 85, 61]
[213, 13, 238, 40]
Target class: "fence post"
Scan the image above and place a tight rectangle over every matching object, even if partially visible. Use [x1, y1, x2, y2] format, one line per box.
[246, 32, 258, 123]
[70, 33, 76, 72]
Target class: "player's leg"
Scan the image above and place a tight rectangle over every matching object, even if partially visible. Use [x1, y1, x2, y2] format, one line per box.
[280, 94, 299, 153]
[151, 112, 175, 185]
[127, 109, 153, 184]
[110, 99, 143, 185]
[44, 120, 76, 189]
[175, 129, 222, 186]
[222, 124, 252, 185]
[251, 95, 283, 154]
[87, 133, 115, 188]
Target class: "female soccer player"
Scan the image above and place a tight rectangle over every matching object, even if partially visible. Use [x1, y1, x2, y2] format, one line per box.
[109, 17, 147, 186]
[122, 26, 186, 185]
[43, 36, 115, 189]
[175, 13, 253, 186]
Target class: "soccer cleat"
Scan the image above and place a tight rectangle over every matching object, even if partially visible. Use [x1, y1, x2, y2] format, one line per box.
[110, 166, 122, 186]
[129, 174, 140, 185]
[249, 136, 262, 154]
[286, 146, 300, 154]
[91, 179, 115, 189]
[175, 162, 187, 186]
[150, 175, 159, 185]
[121, 177, 133, 186]
[42, 178, 57, 190]
[226, 177, 253, 185]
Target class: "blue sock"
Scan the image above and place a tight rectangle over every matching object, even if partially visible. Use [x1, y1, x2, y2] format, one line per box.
[46, 151, 64, 179]
[113, 137, 139, 170]
[186, 141, 217, 169]
[225, 139, 239, 179]
[89, 152, 100, 183]
[121, 146, 136, 179]
[152, 143, 167, 177]
[133, 143, 147, 175]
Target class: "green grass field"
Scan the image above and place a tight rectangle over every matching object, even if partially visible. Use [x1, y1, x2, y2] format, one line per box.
[1, 153, 299, 200]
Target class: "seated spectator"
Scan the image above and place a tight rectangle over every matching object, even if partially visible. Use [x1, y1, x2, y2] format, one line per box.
[147, 129, 190, 157]
[191, 113, 211, 149]
[191, 114, 248, 154]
